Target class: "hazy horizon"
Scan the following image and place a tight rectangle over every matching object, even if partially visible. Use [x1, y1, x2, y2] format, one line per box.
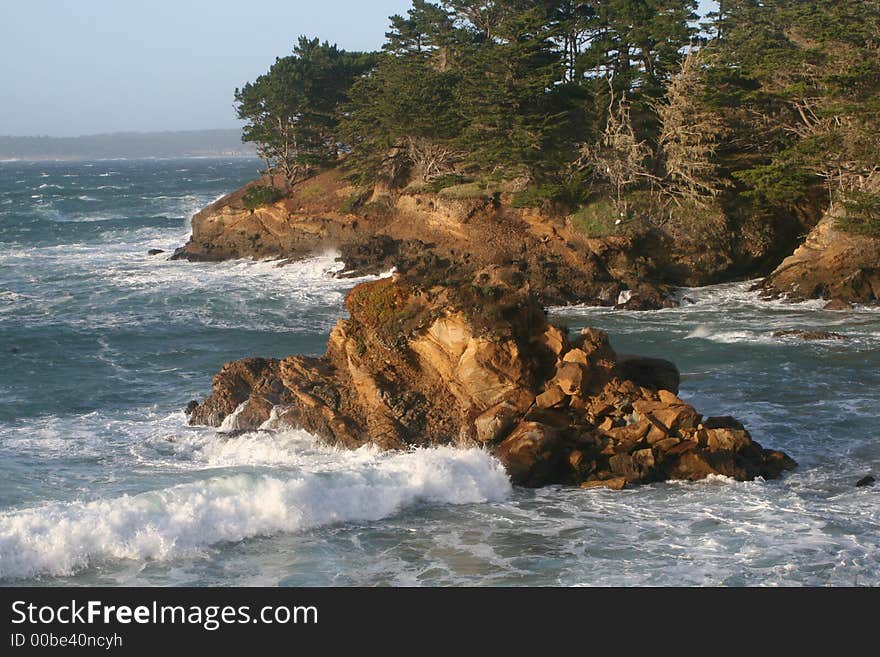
[0, 0, 413, 138]
[2, 1, 716, 138]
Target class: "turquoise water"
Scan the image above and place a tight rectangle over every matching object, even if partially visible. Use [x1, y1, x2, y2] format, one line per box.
[1, 159, 878, 586]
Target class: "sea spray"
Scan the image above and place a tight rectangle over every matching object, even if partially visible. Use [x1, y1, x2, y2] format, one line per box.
[0, 446, 511, 579]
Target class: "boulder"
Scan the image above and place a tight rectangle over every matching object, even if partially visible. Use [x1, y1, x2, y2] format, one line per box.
[615, 355, 681, 394]
[762, 210, 880, 306]
[189, 270, 796, 489]
[581, 477, 628, 491]
[495, 422, 562, 487]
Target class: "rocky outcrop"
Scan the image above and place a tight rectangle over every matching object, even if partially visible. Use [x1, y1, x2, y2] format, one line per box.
[172, 170, 688, 309]
[761, 210, 880, 306]
[189, 269, 796, 488]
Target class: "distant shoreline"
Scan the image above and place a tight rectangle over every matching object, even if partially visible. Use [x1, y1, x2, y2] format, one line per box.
[0, 128, 256, 161]
[0, 154, 260, 163]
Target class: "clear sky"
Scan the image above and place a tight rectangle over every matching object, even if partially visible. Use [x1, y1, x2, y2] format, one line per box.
[1, 0, 717, 137]
[0, 0, 413, 137]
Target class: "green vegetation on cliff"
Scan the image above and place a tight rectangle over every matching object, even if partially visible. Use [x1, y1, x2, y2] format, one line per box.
[234, 1, 880, 238]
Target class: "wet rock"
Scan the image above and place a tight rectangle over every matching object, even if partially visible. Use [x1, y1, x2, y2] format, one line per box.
[495, 422, 562, 487]
[474, 402, 519, 444]
[615, 355, 681, 394]
[773, 330, 847, 341]
[856, 475, 876, 488]
[147, 249, 165, 256]
[824, 299, 853, 311]
[762, 210, 880, 306]
[703, 416, 745, 431]
[581, 477, 628, 491]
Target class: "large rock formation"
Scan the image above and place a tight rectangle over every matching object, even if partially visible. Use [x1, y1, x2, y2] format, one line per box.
[189, 269, 796, 489]
[174, 170, 791, 310]
[761, 209, 880, 306]
[172, 163, 824, 311]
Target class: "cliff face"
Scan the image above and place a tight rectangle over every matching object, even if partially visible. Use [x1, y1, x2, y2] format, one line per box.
[189, 269, 795, 489]
[176, 169, 818, 309]
[762, 208, 880, 307]
[173, 170, 681, 308]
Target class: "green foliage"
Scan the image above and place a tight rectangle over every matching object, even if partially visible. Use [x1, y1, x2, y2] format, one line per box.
[704, 0, 880, 210]
[242, 185, 283, 210]
[425, 173, 467, 193]
[236, 0, 880, 242]
[838, 192, 880, 238]
[339, 191, 369, 215]
[511, 178, 589, 209]
[347, 279, 430, 346]
[569, 199, 622, 237]
[436, 182, 490, 200]
[236, 37, 376, 186]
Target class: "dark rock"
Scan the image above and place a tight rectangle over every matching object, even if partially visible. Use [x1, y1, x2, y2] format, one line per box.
[615, 355, 681, 394]
[704, 417, 746, 431]
[185, 400, 199, 416]
[856, 475, 876, 488]
[147, 249, 165, 256]
[773, 330, 847, 341]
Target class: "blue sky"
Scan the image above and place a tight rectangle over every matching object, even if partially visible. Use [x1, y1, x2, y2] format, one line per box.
[1, 0, 716, 137]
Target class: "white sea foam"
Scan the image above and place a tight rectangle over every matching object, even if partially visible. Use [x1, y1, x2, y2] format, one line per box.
[0, 447, 511, 579]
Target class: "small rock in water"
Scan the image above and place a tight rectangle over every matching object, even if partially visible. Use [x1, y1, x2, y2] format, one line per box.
[9, 346, 19, 354]
[856, 475, 876, 488]
[824, 299, 852, 311]
[185, 400, 199, 416]
[148, 249, 165, 257]
[773, 330, 847, 341]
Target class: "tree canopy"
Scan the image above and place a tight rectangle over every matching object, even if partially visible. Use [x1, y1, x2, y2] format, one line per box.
[235, 1, 880, 234]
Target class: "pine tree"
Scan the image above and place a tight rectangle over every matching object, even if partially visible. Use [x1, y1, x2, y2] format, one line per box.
[235, 37, 373, 187]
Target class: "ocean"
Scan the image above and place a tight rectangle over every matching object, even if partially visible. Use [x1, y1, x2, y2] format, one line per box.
[1, 158, 878, 586]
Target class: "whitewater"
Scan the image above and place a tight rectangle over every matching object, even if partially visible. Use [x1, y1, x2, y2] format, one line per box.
[1, 159, 878, 586]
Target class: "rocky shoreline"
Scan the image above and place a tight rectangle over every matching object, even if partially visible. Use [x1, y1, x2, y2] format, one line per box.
[761, 208, 880, 308]
[173, 171, 817, 309]
[188, 268, 796, 489]
[175, 171, 880, 488]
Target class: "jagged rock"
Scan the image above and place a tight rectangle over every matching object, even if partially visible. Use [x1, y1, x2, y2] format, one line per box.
[189, 271, 796, 488]
[856, 475, 876, 488]
[495, 422, 562, 487]
[474, 402, 519, 444]
[762, 210, 880, 306]
[171, 169, 683, 308]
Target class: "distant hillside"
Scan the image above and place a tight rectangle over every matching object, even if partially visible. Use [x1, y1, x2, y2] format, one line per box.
[0, 129, 257, 160]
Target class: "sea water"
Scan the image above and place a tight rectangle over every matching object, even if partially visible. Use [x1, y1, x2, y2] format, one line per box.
[1, 159, 878, 586]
